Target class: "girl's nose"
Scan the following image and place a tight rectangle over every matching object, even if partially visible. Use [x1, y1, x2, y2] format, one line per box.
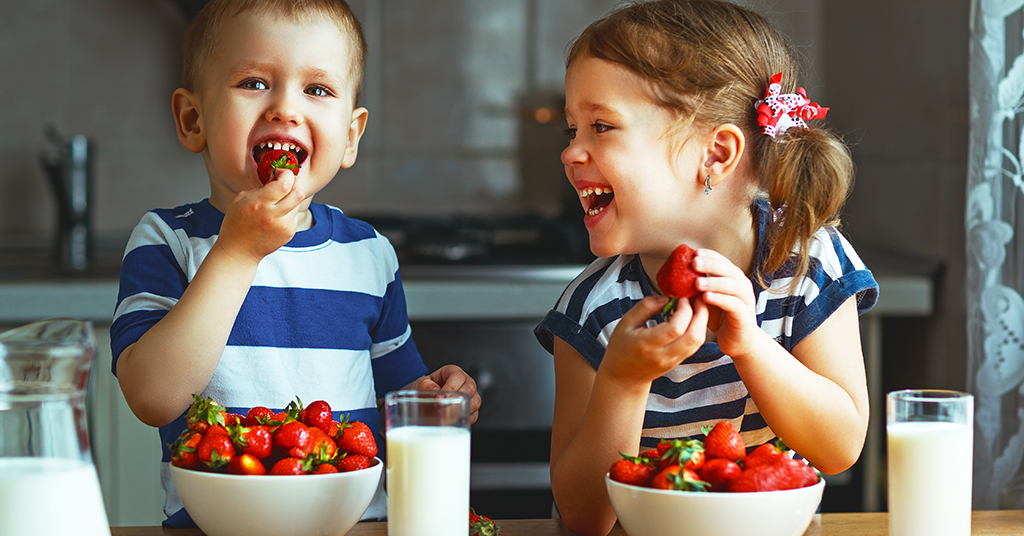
[561, 141, 586, 167]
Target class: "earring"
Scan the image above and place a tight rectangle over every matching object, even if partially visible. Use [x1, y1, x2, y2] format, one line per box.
[703, 175, 712, 195]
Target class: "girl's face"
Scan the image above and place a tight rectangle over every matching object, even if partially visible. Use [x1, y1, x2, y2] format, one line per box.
[193, 10, 367, 216]
[562, 55, 707, 259]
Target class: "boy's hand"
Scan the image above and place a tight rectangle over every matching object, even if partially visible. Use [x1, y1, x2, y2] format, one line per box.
[217, 169, 306, 264]
[405, 364, 482, 424]
[600, 294, 709, 389]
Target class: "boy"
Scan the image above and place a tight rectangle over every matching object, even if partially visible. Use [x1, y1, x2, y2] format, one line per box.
[110, 0, 480, 527]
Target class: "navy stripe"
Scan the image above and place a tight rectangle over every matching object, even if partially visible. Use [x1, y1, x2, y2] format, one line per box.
[154, 200, 223, 239]
[650, 362, 742, 400]
[565, 261, 612, 321]
[110, 309, 168, 374]
[370, 342, 428, 397]
[643, 397, 749, 429]
[373, 274, 412, 343]
[117, 243, 187, 306]
[230, 287, 382, 349]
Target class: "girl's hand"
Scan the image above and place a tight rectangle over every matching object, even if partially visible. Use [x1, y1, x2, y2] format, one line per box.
[217, 170, 306, 264]
[600, 294, 709, 388]
[694, 248, 765, 360]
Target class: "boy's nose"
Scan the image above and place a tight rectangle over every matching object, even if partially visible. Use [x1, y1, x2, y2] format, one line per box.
[265, 91, 304, 125]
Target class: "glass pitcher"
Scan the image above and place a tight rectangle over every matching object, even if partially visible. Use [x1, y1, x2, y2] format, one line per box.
[0, 319, 110, 535]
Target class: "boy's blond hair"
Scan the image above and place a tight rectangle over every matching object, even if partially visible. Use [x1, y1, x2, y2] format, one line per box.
[182, 0, 367, 104]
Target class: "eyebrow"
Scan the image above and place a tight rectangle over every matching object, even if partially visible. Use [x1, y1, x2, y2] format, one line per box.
[230, 62, 347, 85]
[567, 100, 625, 121]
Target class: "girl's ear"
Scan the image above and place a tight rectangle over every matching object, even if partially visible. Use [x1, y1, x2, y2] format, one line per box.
[702, 124, 745, 189]
[340, 106, 369, 169]
[172, 88, 206, 154]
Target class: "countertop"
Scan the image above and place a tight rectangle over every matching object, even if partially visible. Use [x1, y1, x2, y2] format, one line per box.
[107, 511, 1024, 536]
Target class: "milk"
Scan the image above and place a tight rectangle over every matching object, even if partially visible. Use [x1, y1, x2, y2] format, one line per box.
[887, 421, 973, 536]
[387, 425, 471, 536]
[0, 457, 110, 536]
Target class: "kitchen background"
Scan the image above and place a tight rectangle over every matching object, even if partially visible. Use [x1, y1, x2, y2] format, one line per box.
[0, 0, 968, 527]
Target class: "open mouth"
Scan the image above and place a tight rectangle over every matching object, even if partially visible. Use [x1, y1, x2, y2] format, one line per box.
[252, 141, 308, 168]
[579, 186, 614, 216]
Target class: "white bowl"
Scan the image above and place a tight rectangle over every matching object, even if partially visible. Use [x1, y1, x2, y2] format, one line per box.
[606, 473, 824, 536]
[171, 459, 382, 536]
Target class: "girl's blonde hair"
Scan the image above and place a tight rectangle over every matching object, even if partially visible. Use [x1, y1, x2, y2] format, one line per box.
[181, 0, 367, 105]
[567, 0, 853, 287]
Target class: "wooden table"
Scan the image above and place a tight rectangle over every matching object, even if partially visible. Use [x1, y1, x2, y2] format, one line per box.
[109, 510, 1024, 535]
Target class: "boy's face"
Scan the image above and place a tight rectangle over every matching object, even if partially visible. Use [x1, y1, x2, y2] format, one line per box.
[184, 10, 367, 213]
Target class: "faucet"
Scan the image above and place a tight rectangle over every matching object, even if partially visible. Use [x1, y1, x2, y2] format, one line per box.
[40, 125, 93, 272]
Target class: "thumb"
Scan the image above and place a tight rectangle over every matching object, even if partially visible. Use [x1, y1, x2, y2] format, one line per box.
[621, 295, 669, 327]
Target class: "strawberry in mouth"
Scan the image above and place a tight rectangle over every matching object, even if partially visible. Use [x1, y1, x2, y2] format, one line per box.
[253, 141, 307, 185]
[579, 186, 614, 217]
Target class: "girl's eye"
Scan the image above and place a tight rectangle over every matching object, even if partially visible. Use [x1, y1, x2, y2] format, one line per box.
[592, 123, 612, 133]
[306, 85, 334, 98]
[563, 127, 577, 140]
[239, 78, 268, 90]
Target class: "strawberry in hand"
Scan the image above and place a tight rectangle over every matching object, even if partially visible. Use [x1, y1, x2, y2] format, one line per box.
[256, 149, 299, 185]
[656, 243, 702, 318]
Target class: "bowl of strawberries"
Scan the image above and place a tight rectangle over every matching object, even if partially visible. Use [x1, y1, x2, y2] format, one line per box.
[169, 396, 383, 536]
[605, 421, 824, 536]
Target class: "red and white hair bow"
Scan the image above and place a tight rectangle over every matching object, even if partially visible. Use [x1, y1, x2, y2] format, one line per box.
[754, 72, 829, 138]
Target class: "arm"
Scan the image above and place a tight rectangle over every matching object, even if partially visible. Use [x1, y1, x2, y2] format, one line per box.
[696, 248, 869, 474]
[549, 296, 708, 536]
[116, 171, 306, 427]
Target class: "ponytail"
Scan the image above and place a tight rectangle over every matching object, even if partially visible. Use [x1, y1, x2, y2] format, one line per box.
[756, 127, 854, 290]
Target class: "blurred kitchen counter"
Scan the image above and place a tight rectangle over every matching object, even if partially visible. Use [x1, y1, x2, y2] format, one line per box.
[0, 265, 929, 323]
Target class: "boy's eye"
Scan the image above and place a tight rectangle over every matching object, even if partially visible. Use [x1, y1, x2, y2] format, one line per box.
[305, 85, 334, 98]
[239, 78, 268, 90]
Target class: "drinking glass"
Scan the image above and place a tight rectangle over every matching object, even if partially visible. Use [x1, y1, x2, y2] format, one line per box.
[385, 390, 471, 536]
[0, 319, 110, 536]
[887, 389, 973, 536]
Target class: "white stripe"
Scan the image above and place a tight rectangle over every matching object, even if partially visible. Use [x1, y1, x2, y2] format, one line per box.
[113, 292, 178, 319]
[759, 316, 792, 339]
[257, 235, 398, 295]
[371, 325, 412, 359]
[647, 378, 748, 414]
[203, 346, 377, 411]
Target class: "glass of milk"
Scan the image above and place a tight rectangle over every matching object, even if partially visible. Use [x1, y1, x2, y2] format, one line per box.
[385, 390, 471, 536]
[0, 319, 110, 536]
[886, 389, 973, 536]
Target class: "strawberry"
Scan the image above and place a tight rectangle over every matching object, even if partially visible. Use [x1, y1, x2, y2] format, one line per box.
[655, 438, 705, 471]
[186, 395, 226, 433]
[702, 421, 746, 462]
[169, 430, 203, 470]
[227, 453, 266, 475]
[742, 441, 786, 469]
[302, 399, 333, 433]
[697, 457, 742, 491]
[222, 412, 243, 427]
[268, 456, 312, 476]
[470, 508, 500, 536]
[728, 458, 817, 492]
[656, 243, 701, 317]
[651, 465, 709, 491]
[197, 431, 236, 470]
[273, 421, 312, 459]
[336, 419, 378, 458]
[307, 425, 338, 462]
[256, 149, 299, 185]
[231, 424, 273, 459]
[244, 406, 275, 427]
[609, 452, 657, 487]
[312, 462, 339, 474]
[337, 454, 373, 472]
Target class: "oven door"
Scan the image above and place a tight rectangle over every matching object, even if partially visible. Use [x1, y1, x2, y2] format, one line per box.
[410, 319, 555, 519]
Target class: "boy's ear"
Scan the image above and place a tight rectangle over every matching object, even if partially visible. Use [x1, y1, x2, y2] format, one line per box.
[701, 124, 745, 189]
[172, 88, 206, 154]
[340, 107, 369, 169]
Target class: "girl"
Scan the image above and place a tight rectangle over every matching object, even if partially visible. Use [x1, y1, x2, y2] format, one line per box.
[533, 1, 877, 534]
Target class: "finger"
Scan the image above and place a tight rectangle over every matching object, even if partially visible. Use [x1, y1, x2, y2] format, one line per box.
[665, 298, 709, 356]
[621, 295, 670, 328]
[694, 248, 745, 278]
[414, 376, 441, 391]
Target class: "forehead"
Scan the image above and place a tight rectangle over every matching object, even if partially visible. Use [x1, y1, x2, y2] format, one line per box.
[565, 56, 663, 118]
[204, 10, 357, 84]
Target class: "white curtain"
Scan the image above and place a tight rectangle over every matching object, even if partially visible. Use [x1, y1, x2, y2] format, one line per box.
[969, 0, 1024, 510]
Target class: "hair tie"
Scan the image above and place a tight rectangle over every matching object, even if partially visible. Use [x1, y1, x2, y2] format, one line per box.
[754, 72, 829, 138]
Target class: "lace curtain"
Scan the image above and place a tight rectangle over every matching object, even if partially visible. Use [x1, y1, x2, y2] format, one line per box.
[969, 0, 1024, 510]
